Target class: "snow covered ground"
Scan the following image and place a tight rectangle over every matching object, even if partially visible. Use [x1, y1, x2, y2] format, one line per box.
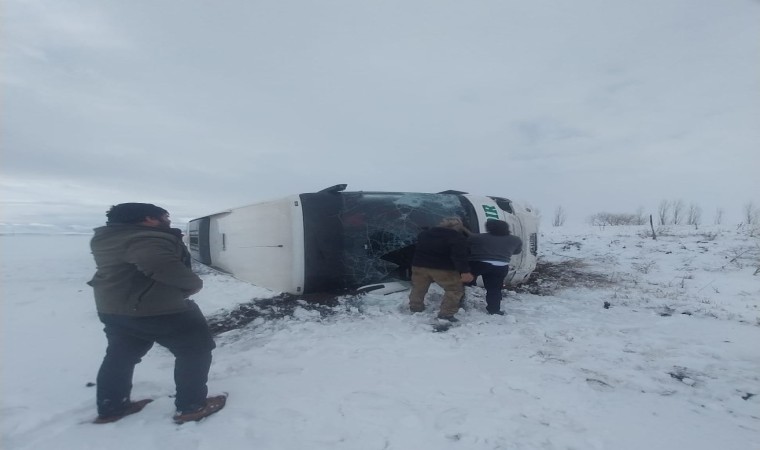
[2, 225, 759, 450]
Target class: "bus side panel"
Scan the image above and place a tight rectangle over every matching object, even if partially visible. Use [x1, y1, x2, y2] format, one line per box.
[205, 197, 304, 294]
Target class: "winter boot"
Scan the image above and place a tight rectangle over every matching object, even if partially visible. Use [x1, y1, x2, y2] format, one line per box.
[437, 315, 459, 323]
[93, 399, 153, 424]
[173, 394, 227, 424]
[409, 304, 425, 313]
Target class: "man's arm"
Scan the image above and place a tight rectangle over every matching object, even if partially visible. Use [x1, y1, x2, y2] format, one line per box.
[126, 237, 203, 292]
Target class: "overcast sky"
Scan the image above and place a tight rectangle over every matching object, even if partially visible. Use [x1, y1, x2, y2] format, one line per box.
[2, 0, 759, 230]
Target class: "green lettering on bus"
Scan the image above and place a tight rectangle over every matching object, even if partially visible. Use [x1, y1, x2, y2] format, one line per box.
[483, 205, 499, 219]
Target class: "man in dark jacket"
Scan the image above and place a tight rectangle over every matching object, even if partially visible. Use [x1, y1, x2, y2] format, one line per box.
[88, 203, 225, 424]
[467, 219, 523, 315]
[408, 217, 474, 321]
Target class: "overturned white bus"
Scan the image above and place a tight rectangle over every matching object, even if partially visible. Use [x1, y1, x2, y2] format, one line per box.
[188, 184, 538, 295]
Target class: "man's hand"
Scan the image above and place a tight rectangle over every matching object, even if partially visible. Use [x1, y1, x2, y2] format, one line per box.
[460, 272, 474, 283]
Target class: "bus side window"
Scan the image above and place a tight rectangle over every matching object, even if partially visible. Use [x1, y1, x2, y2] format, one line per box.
[489, 197, 514, 214]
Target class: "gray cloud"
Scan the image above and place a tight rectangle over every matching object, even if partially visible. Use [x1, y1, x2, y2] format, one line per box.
[2, 0, 759, 229]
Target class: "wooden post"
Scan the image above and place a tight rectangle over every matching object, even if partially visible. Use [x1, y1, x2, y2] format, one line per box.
[649, 214, 657, 240]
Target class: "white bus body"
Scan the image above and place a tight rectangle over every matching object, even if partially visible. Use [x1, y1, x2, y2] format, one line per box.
[188, 185, 538, 294]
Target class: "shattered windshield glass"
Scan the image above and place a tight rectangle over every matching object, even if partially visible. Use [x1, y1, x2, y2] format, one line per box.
[338, 192, 475, 286]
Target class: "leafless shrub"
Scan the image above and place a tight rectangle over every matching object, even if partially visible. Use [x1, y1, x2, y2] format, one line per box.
[552, 205, 566, 227]
[721, 245, 760, 270]
[744, 201, 759, 225]
[714, 208, 724, 225]
[589, 212, 640, 226]
[687, 203, 702, 227]
[658, 200, 671, 225]
[672, 199, 685, 225]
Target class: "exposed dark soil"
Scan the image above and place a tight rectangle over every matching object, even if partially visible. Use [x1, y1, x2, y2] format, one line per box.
[206, 293, 345, 336]
[206, 258, 612, 335]
[514, 259, 613, 296]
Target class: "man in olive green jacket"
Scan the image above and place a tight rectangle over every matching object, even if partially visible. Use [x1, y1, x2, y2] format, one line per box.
[89, 203, 225, 424]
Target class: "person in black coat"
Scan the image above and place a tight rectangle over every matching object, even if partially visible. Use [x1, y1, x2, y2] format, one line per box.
[408, 217, 474, 321]
[467, 219, 523, 315]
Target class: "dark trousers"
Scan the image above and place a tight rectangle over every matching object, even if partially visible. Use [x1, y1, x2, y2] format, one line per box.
[469, 261, 509, 313]
[96, 301, 216, 415]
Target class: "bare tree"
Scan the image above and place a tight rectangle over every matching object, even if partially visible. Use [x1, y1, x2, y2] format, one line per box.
[658, 200, 671, 225]
[714, 208, 724, 225]
[687, 203, 702, 227]
[552, 206, 566, 227]
[672, 199, 685, 225]
[744, 202, 759, 225]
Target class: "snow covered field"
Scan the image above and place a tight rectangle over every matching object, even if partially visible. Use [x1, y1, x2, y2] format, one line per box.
[1, 225, 758, 450]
